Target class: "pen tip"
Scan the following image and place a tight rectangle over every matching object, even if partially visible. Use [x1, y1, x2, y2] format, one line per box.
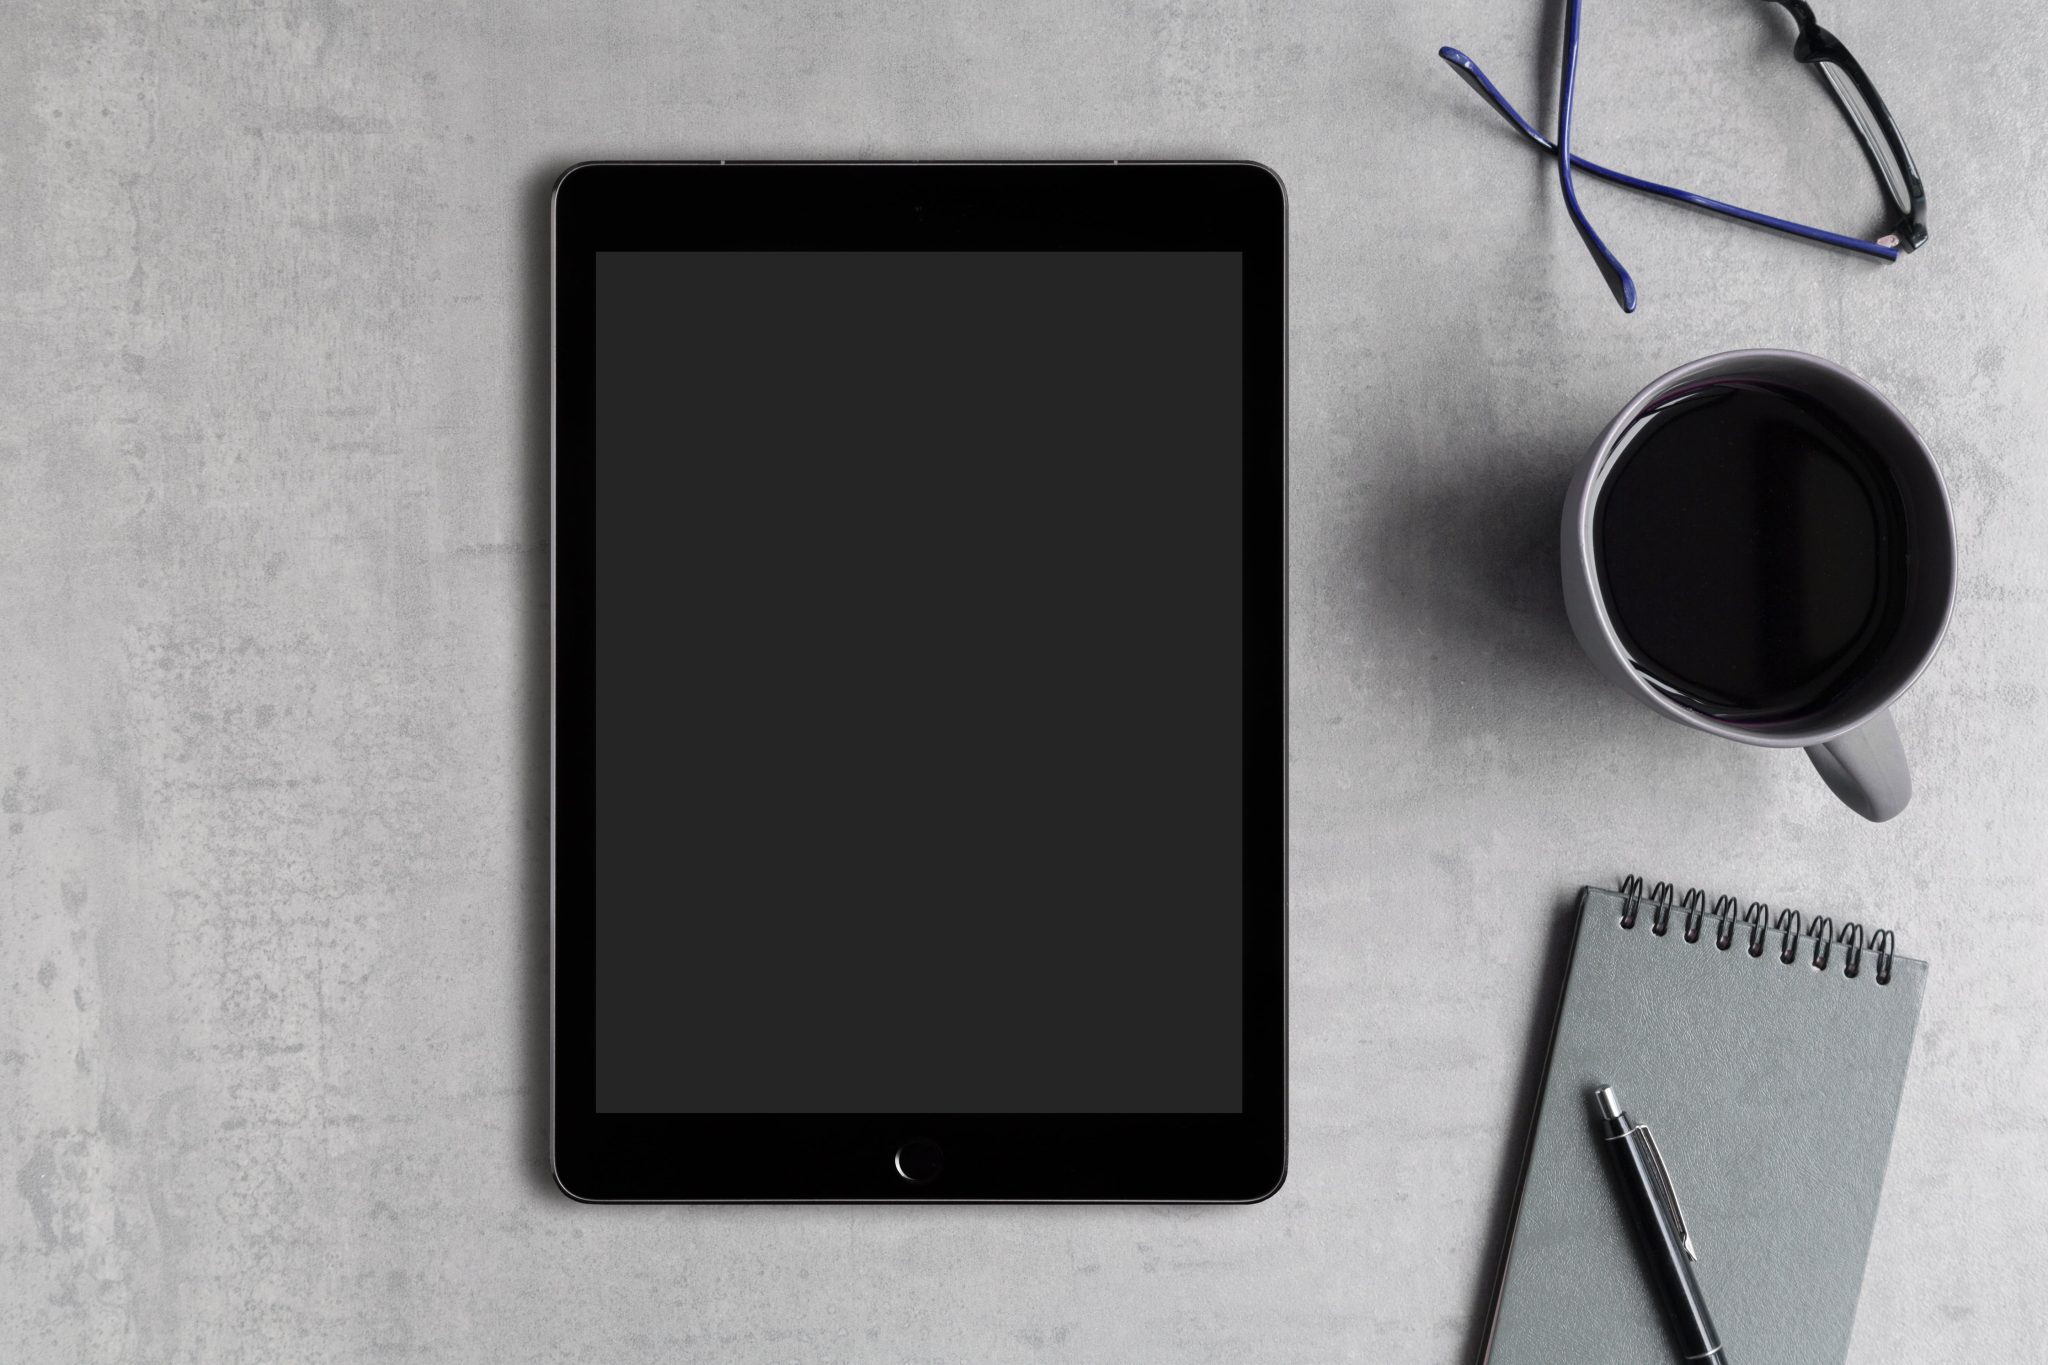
[1594, 1086, 1622, 1121]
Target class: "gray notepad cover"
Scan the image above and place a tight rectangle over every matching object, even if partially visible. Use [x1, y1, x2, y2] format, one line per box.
[1483, 888, 1927, 1365]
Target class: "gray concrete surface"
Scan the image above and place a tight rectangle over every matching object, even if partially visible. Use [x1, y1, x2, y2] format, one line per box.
[3, 0, 2044, 1360]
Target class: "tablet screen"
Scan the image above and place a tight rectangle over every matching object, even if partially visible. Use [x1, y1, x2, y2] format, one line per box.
[593, 250, 1244, 1114]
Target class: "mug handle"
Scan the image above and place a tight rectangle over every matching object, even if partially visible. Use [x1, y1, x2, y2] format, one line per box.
[1804, 709, 1912, 822]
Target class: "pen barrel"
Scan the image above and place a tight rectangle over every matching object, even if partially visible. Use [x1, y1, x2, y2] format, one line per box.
[1608, 1128, 1724, 1360]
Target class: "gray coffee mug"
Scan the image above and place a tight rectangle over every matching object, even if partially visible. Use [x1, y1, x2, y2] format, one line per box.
[1562, 350, 1955, 822]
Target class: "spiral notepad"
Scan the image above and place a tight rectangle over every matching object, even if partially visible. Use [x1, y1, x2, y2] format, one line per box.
[1480, 880, 1927, 1365]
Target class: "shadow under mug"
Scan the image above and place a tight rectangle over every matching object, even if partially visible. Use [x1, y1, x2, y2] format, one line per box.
[1561, 349, 1956, 823]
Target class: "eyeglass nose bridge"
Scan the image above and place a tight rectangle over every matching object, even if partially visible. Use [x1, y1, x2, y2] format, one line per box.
[1790, 27, 1851, 66]
[1771, 0, 1842, 64]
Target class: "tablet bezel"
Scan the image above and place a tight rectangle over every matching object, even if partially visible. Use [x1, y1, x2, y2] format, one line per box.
[552, 161, 1285, 1202]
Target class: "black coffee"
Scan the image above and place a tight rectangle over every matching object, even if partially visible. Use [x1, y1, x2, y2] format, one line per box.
[1595, 383, 1910, 720]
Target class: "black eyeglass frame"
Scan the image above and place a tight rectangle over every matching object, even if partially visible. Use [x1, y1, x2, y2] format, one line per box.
[1772, 0, 1927, 251]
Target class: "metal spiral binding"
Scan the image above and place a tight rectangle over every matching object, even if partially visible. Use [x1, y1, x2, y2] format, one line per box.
[1744, 901, 1770, 957]
[1774, 908, 1800, 964]
[1711, 895, 1739, 950]
[1680, 888, 1709, 943]
[1614, 875, 1896, 983]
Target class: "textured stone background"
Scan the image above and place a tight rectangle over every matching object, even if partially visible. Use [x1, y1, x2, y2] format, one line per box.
[3, 1, 2043, 1360]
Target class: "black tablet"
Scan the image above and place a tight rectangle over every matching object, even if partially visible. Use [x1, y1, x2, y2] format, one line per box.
[552, 162, 1284, 1201]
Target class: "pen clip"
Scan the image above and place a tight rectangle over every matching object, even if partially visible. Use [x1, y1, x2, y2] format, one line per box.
[1636, 1124, 1698, 1262]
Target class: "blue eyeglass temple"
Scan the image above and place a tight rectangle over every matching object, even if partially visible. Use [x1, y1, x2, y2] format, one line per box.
[1439, 32, 1900, 310]
[1554, 0, 1636, 311]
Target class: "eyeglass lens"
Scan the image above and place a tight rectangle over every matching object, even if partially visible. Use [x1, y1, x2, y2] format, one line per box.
[1815, 60, 1911, 214]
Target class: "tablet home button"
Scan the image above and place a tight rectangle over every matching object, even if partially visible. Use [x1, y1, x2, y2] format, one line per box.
[893, 1138, 944, 1185]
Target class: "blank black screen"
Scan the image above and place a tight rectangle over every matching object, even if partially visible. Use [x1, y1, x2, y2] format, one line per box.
[594, 251, 1244, 1113]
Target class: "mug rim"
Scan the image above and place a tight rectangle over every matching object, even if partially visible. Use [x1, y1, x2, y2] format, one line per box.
[1565, 348, 1956, 749]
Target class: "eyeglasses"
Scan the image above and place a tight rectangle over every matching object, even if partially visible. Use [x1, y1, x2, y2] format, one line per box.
[1440, 0, 1925, 313]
